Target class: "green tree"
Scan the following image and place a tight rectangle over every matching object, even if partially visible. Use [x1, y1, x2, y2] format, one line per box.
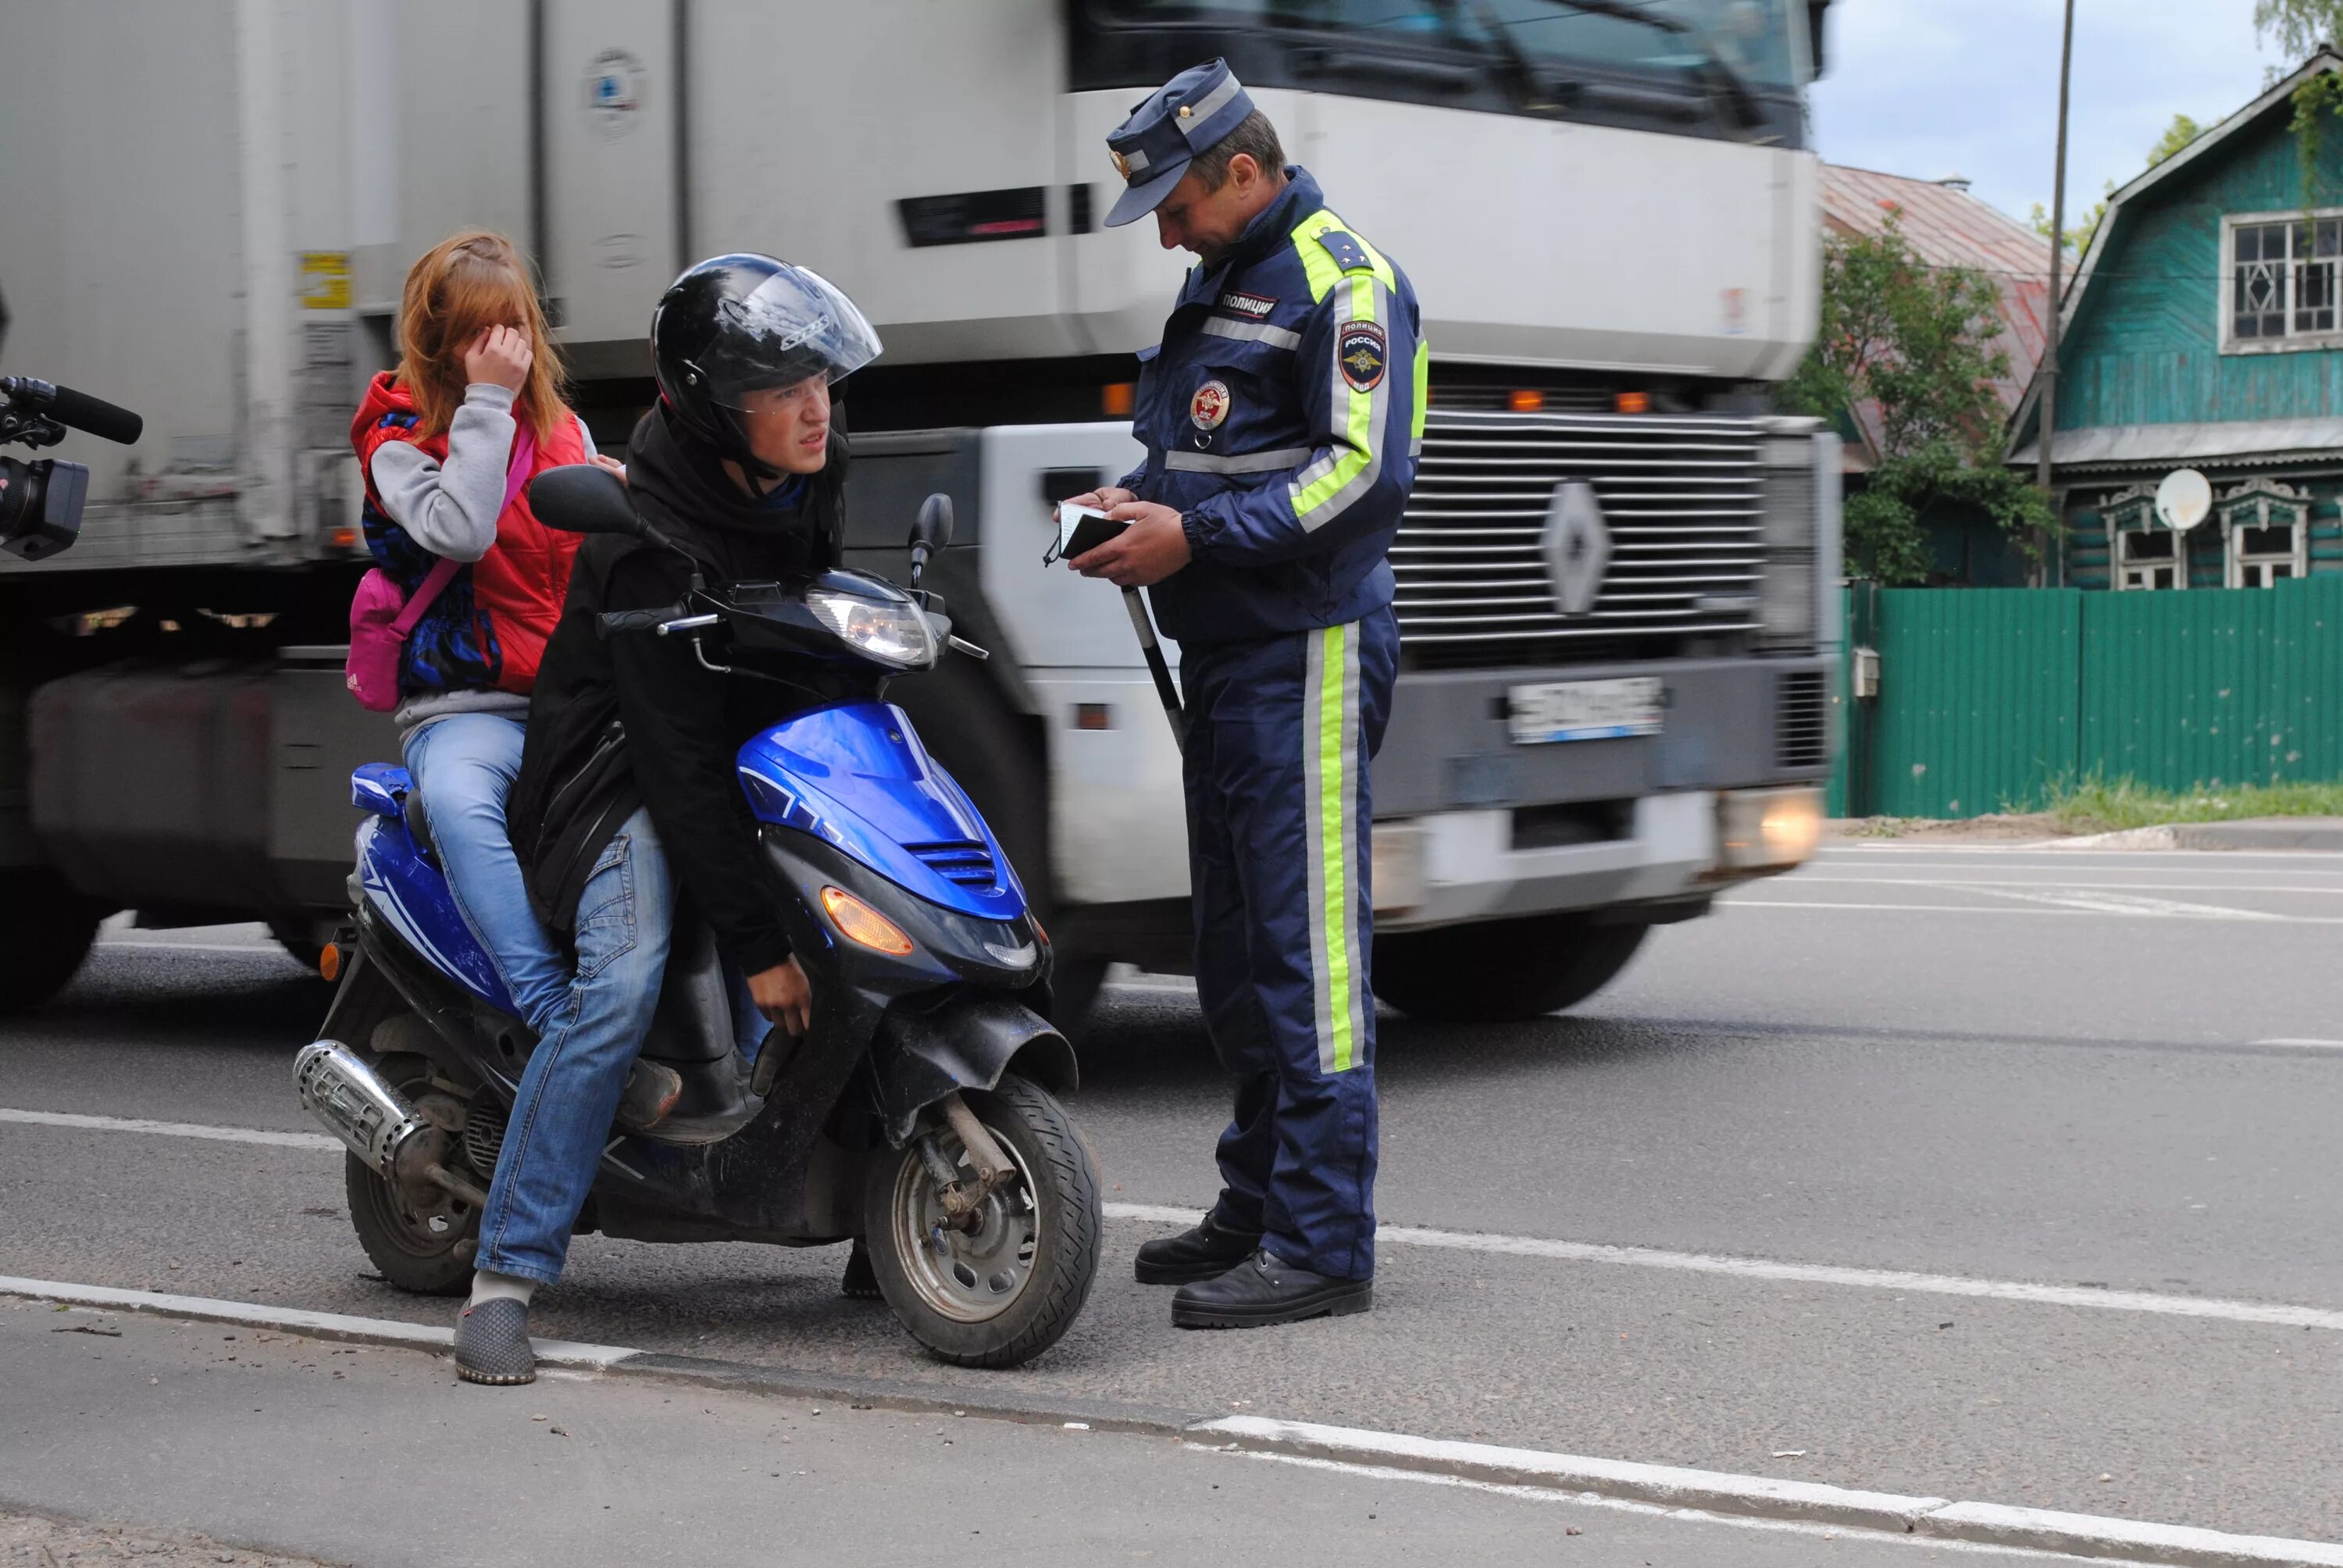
[1784, 214, 2051, 585]
[2256, 1, 2343, 59]
[2029, 114, 2203, 257]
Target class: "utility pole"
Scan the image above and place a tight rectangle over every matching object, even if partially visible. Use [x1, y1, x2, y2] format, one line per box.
[2035, 0, 2075, 586]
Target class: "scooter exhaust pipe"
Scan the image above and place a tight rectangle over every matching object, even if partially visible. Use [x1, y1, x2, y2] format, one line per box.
[294, 1039, 424, 1179]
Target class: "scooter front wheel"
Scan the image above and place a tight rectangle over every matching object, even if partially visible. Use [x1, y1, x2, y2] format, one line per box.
[864, 1074, 1101, 1369]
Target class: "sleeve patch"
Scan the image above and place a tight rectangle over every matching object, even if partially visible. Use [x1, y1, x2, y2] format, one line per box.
[1313, 227, 1375, 274]
[1339, 321, 1388, 392]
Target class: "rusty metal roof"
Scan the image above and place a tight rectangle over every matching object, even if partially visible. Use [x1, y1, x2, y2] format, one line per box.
[1821, 164, 2052, 461]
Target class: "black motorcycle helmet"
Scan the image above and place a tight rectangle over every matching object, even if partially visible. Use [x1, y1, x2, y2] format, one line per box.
[651, 255, 883, 476]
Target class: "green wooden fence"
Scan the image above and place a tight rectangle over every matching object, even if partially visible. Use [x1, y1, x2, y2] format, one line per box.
[1832, 576, 2343, 818]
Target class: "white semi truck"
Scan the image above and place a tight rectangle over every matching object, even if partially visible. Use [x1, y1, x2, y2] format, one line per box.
[0, 0, 1838, 1022]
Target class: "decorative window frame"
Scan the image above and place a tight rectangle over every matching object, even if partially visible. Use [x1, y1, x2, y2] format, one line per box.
[2102, 483, 2188, 591]
[2218, 478, 2311, 587]
[2220, 208, 2343, 355]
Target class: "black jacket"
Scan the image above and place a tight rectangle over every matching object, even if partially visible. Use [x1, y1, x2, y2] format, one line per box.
[507, 404, 848, 975]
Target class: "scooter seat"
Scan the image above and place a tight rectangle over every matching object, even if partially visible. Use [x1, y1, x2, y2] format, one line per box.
[402, 791, 439, 864]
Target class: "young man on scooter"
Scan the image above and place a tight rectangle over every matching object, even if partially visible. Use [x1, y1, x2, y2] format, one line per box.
[460, 256, 883, 1384]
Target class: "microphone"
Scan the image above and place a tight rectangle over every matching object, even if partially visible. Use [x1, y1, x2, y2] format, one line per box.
[0, 377, 144, 445]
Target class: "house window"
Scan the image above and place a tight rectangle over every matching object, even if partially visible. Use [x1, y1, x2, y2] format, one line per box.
[2219, 480, 2312, 587]
[2117, 526, 2183, 590]
[2225, 212, 2343, 349]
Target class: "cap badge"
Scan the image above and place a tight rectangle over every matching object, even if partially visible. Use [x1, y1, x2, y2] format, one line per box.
[1190, 379, 1232, 431]
[1110, 148, 1131, 180]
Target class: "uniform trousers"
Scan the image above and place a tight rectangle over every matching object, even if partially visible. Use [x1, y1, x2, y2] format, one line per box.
[1182, 606, 1398, 1281]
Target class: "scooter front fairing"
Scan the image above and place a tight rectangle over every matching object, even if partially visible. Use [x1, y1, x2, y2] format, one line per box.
[736, 701, 1027, 923]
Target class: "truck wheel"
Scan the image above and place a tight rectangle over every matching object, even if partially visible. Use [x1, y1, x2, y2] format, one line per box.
[0, 867, 104, 1014]
[1371, 915, 1650, 1024]
[863, 1076, 1102, 1369]
[344, 1051, 480, 1296]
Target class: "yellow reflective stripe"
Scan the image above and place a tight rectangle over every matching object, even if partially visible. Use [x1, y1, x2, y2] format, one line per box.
[1410, 337, 1430, 442]
[1288, 208, 1396, 301]
[1311, 622, 1361, 1073]
[1291, 209, 1346, 304]
[1291, 273, 1381, 520]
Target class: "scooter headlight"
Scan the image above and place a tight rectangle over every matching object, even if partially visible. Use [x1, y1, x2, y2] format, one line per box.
[805, 588, 936, 668]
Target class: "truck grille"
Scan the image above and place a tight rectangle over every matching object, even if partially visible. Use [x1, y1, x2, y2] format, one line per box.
[1395, 411, 1765, 664]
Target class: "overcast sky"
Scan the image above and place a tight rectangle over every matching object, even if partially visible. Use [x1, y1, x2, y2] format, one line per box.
[1807, 0, 2295, 229]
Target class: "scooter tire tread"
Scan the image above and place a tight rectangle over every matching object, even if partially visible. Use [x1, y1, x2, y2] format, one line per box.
[865, 1074, 1102, 1370]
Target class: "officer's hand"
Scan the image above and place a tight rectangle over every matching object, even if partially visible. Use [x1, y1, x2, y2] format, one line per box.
[747, 957, 813, 1039]
[1070, 501, 1191, 588]
[1064, 486, 1136, 512]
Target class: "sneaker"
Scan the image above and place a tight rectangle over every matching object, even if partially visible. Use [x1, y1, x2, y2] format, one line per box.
[452, 1297, 537, 1384]
[1134, 1213, 1264, 1285]
[1171, 1249, 1371, 1329]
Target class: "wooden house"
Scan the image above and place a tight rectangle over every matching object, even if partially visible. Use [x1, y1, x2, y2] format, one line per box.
[2010, 49, 2343, 590]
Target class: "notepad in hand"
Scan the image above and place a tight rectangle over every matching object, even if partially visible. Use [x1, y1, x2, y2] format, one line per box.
[1046, 501, 1130, 565]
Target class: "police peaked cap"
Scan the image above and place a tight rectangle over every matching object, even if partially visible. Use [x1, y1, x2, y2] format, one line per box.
[1103, 59, 1258, 228]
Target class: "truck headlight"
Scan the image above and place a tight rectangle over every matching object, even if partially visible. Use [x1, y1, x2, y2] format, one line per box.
[1757, 420, 1821, 650]
[1719, 787, 1822, 870]
[806, 588, 937, 668]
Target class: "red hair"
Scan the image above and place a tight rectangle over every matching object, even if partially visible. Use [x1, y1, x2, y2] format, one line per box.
[393, 232, 567, 441]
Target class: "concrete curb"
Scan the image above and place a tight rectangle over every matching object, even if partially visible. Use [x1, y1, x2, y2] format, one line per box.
[2044, 819, 2343, 853]
[11, 1277, 2343, 1567]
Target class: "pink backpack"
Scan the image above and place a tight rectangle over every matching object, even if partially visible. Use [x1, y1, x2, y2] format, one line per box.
[346, 427, 537, 711]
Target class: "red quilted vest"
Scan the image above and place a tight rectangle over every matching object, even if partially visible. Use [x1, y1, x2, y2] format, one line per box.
[350, 372, 587, 696]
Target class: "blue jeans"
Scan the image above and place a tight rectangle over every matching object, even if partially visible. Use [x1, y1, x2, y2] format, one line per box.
[401, 714, 569, 1035]
[476, 807, 677, 1285]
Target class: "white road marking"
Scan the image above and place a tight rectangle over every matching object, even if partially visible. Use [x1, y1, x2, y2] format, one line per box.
[0, 1275, 637, 1367]
[1196, 1420, 2343, 1567]
[2252, 1039, 2343, 1049]
[1727, 898, 2343, 923]
[20, 1109, 2343, 1335]
[1790, 877, 2343, 894]
[0, 1108, 341, 1150]
[95, 940, 294, 958]
[1945, 886, 2287, 920]
[1203, 1451, 2102, 1563]
[1102, 1200, 2343, 1331]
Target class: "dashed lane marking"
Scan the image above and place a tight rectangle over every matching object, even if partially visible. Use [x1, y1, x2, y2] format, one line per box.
[16, 1108, 2343, 1335]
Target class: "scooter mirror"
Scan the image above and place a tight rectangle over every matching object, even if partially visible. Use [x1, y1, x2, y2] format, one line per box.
[911, 493, 954, 554]
[528, 464, 640, 537]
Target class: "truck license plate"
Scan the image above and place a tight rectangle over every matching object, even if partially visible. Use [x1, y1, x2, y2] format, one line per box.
[1507, 678, 1664, 745]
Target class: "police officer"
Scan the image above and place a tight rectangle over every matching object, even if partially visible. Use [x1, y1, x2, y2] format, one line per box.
[1062, 60, 1423, 1329]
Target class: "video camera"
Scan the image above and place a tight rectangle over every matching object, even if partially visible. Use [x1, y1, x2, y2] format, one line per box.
[0, 376, 144, 562]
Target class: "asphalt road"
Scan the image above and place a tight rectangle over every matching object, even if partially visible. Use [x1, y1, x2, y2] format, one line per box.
[5, 843, 2342, 1559]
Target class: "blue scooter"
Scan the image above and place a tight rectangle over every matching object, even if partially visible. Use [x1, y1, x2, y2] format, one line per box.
[295, 468, 1100, 1368]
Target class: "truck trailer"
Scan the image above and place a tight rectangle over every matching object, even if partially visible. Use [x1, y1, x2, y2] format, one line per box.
[0, 0, 1839, 1023]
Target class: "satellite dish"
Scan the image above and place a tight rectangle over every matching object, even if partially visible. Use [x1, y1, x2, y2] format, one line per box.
[2156, 468, 2212, 532]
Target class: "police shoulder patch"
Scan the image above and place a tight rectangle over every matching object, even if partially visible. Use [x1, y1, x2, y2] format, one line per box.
[1313, 226, 1375, 274]
[1338, 321, 1387, 393]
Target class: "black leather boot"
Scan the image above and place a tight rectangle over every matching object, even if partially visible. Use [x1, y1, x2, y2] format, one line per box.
[452, 1297, 537, 1384]
[1134, 1213, 1264, 1285]
[1172, 1249, 1371, 1329]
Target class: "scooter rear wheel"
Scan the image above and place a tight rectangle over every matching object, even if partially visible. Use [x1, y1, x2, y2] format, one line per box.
[344, 1053, 479, 1296]
[864, 1074, 1101, 1369]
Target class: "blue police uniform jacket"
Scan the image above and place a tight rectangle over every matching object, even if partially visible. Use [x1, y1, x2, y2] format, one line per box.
[1120, 167, 1426, 649]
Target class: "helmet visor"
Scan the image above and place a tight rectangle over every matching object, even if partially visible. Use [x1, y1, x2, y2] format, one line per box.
[696, 265, 883, 410]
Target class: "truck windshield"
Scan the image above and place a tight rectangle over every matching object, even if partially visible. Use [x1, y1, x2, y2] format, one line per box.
[1072, 0, 1806, 143]
[1095, 0, 1798, 86]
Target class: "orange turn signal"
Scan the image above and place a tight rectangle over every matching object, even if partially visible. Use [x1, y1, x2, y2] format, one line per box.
[1615, 390, 1651, 414]
[821, 886, 915, 956]
[319, 943, 342, 982]
[1507, 389, 1545, 412]
[1102, 382, 1136, 416]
